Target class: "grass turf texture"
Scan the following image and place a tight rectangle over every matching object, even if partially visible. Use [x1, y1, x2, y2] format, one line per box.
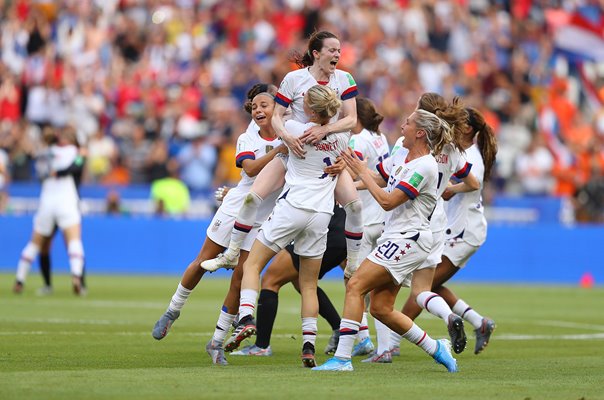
[1, 273, 603, 400]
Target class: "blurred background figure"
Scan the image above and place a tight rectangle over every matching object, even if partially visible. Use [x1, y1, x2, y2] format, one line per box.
[151, 158, 190, 216]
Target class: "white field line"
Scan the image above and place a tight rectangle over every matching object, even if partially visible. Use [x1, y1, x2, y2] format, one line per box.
[0, 331, 603, 340]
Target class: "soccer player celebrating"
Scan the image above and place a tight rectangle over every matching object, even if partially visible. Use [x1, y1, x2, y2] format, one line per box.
[224, 85, 350, 367]
[313, 109, 458, 372]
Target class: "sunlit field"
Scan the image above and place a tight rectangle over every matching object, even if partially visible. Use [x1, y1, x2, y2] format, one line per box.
[1, 273, 603, 400]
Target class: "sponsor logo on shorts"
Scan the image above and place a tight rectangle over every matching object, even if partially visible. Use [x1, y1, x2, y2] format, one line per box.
[212, 219, 222, 232]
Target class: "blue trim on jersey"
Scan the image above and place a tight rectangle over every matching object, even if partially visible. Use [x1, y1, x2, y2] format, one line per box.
[396, 182, 418, 199]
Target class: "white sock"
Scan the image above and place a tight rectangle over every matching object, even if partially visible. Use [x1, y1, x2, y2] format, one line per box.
[225, 192, 263, 259]
[390, 330, 402, 350]
[402, 322, 437, 355]
[212, 305, 237, 344]
[334, 318, 360, 359]
[344, 200, 363, 263]
[67, 239, 84, 277]
[453, 299, 484, 329]
[16, 242, 40, 283]
[238, 288, 258, 320]
[357, 312, 370, 340]
[374, 318, 392, 355]
[417, 291, 454, 324]
[302, 317, 318, 348]
[168, 283, 192, 312]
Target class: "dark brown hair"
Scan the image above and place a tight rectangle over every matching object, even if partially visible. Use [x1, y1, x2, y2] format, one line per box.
[291, 31, 339, 68]
[356, 97, 384, 133]
[466, 107, 498, 181]
[417, 92, 467, 152]
[243, 83, 277, 114]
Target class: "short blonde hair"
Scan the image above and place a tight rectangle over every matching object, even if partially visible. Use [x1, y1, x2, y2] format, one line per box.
[305, 85, 342, 121]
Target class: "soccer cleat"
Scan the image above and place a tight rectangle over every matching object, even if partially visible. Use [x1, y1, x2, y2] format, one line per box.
[433, 339, 458, 373]
[36, 285, 53, 296]
[72, 275, 84, 296]
[474, 318, 496, 355]
[231, 344, 273, 356]
[13, 281, 24, 294]
[324, 329, 340, 355]
[351, 337, 375, 356]
[361, 351, 392, 363]
[152, 309, 181, 340]
[200, 253, 239, 272]
[302, 343, 316, 368]
[224, 316, 256, 352]
[312, 356, 354, 371]
[390, 346, 400, 357]
[447, 314, 467, 354]
[206, 340, 228, 365]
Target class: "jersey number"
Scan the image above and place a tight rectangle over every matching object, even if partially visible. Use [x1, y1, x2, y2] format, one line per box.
[319, 157, 335, 181]
[377, 241, 400, 260]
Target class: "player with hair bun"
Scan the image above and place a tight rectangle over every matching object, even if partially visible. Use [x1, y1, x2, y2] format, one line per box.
[313, 109, 458, 372]
[224, 85, 351, 368]
[152, 84, 287, 368]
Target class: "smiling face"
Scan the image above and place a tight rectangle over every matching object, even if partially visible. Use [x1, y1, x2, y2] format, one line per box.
[314, 37, 341, 75]
[251, 93, 275, 129]
[400, 112, 419, 150]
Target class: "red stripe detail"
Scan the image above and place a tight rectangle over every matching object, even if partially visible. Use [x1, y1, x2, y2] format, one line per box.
[359, 326, 368, 331]
[240, 303, 255, 308]
[339, 328, 357, 334]
[234, 221, 253, 231]
[354, 151, 364, 160]
[416, 332, 427, 345]
[377, 163, 389, 181]
[317, 80, 329, 85]
[342, 86, 358, 97]
[236, 151, 255, 159]
[344, 230, 363, 240]
[398, 181, 419, 197]
[423, 294, 439, 311]
[275, 92, 292, 104]
[454, 162, 472, 178]
[302, 331, 317, 335]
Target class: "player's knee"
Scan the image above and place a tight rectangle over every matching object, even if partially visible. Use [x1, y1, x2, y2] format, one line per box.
[344, 198, 363, 214]
[369, 302, 390, 322]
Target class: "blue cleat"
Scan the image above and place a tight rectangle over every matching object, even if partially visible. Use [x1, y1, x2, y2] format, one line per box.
[351, 337, 375, 356]
[433, 339, 458, 373]
[152, 309, 180, 340]
[312, 357, 354, 371]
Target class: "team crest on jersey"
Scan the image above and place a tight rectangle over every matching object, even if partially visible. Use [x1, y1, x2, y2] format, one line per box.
[211, 219, 222, 232]
[265, 145, 274, 153]
[409, 172, 424, 188]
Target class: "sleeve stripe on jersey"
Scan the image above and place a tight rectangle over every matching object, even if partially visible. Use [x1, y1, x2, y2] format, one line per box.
[275, 92, 292, 107]
[236, 151, 255, 168]
[341, 86, 358, 100]
[376, 163, 389, 181]
[396, 181, 418, 199]
[354, 151, 364, 160]
[453, 162, 473, 179]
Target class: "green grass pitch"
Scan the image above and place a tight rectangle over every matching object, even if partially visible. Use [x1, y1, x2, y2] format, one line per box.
[1, 273, 603, 400]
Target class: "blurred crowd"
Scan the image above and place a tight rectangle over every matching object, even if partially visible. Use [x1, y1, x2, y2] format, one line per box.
[0, 0, 603, 221]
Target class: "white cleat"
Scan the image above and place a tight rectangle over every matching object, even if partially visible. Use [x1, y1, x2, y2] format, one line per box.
[201, 253, 239, 272]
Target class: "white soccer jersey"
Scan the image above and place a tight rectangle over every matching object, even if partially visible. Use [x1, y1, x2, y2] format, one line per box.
[349, 129, 390, 226]
[275, 68, 358, 124]
[376, 153, 438, 251]
[430, 144, 472, 233]
[39, 145, 79, 205]
[445, 145, 486, 246]
[219, 123, 282, 224]
[280, 119, 349, 214]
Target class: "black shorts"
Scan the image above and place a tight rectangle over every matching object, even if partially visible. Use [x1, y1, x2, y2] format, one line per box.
[286, 243, 346, 279]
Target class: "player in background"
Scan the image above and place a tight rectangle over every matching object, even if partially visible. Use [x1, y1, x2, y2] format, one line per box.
[313, 109, 457, 372]
[151, 85, 286, 365]
[345, 97, 391, 358]
[406, 107, 498, 354]
[382, 93, 480, 358]
[223, 85, 349, 368]
[37, 128, 87, 295]
[14, 127, 86, 295]
[202, 31, 364, 275]
[231, 204, 346, 357]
